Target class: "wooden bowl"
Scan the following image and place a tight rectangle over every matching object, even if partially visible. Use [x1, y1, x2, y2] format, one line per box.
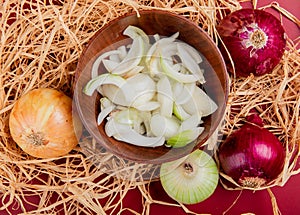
[73, 10, 229, 164]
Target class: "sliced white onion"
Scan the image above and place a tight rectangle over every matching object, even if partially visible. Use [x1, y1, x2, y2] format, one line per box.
[166, 127, 204, 148]
[173, 82, 196, 105]
[133, 101, 160, 111]
[117, 45, 127, 60]
[172, 81, 184, 97]
[105, 118, 165, 147]
[148, 57, 162, 78]
[83, 73, 133, 97]
[177, 43, 205, 84]
[150, 114, 180, 139]
[153, 33, 160, 42]
[126, 73, 156, 106]
[146, 36, 179, 79]
[170, 32, 180, 39]
[102, 59, 120, 72]
[97, 105, 115, 125]
[91, 50, 121, 78]
[173, 102, 191, 121]
[109, 52, 121, 62]
[145, 36, 178, 64]
[176, 41, 203, 64]
[99, 73, 156, 107]
[126, 73, 155, 92]
[123, 25, 151, 58]
[160, 56, 198, 83]
[97, 97, 116, 125]
[123, 25, 150, 44]
[161, 43, 177, 59]
[114, 108, 142, 126]
[139, 111, 152, 136]
[100, 97, 114, 109]
[99, 84, 129, 106]
[123, 66, 144, 78]
[179, 114, 202, 132]
[181, 87, 218, 117]
[110, 36, 144, 75]
[157, 75, 173, 117]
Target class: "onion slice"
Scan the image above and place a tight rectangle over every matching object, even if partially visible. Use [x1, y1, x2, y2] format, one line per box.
[176, 42, 203, 64]
[179, 114, 202, 131]
[84, 73, 129, 96]
[157, 75, 173, 117]
[109, 36, 145, 75]
[125, 73, 156, 106]
[150, 114, 180, 139]
[123, 25, 150, 45]
[105, 118, 165, 147]
[177, 43, 205, 84]
[160, 55, 198, 83]
[181, 87, 218, 117]
[166, 127, 204, 148]
[173, 82, 196, 105]
[133, 101, 160, 112]
[91, 50, 121, 78]
[173, 102, 191, 121]
[97, 97, 116, 125]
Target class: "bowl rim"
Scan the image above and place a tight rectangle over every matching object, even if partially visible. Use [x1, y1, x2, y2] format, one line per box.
[73, 9, 230, 164]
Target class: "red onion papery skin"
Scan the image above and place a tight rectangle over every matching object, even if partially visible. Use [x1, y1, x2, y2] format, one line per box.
[218, 115, 285, 189]
[217, 9, 286, 77]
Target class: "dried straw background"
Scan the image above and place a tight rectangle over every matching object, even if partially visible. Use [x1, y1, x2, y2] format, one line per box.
[0, 0, 299, 214]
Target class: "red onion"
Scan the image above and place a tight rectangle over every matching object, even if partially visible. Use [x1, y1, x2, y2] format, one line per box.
[217, 9, 286, 77]
[218, 113, 285, 188]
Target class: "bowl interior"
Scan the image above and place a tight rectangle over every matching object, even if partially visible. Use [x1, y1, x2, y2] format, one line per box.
[74, 10, 228, 164]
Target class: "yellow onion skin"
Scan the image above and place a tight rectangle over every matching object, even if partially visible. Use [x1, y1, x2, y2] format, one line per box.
[218, 116, 285, 188]
[217, 9, 286, 77]
[9, 88, 81, 158]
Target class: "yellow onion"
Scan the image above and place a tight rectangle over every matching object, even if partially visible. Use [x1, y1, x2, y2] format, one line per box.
[9, 88, 81, 158]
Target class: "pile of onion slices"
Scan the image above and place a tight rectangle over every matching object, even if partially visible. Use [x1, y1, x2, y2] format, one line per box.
[83, 26, 218, 148]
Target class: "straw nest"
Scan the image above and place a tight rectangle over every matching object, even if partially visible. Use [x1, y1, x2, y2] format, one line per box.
[0, 0, 299, 214]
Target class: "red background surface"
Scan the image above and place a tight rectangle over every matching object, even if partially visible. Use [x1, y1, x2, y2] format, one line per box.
[1, 0, 299, 214]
